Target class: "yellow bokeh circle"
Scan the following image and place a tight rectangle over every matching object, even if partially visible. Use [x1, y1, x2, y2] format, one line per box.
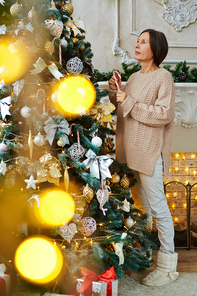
[34, 189, 75, 227]
[15, 236, 63, 285]
[0, 37, 32, 84]
[53, 75, 96, 117]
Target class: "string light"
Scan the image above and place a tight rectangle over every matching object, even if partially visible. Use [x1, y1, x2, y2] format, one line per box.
[193, 170, 197, 176]
[191, 153, 196, 159]
[174, 167, 179, 173]
[173, 192, 178, 197]
[195, 196, 197, 200]
[171, 203, 176, 209]
[174, 217, 179, 222]
[175, 153, 180, 159]
[183, 203, 187, 209]
[185, 167, 189, 173]
[166, 193, 169, 198]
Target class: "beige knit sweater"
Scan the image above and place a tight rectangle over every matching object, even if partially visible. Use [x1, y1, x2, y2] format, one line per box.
[109, 68, 175, 177]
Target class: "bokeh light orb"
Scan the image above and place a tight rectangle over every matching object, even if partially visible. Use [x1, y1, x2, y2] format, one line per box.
[0, 37, 31, 84]
[53, 75, 96, 117]
[15, 236, 63, 285]
[34, 189, 75, 227]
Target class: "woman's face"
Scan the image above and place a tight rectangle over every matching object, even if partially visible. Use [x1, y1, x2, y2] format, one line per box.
[134, 32, 154, 63]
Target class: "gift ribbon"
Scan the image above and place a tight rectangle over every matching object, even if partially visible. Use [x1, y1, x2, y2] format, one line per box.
[44, 117, 70, 146]
[52, 37, 62, 65]
[15, 21, 34, 35]
[0, 96, 11, 120]
[83, 149, 113, 180]
[30, 57, 64, 80]
[113, 69, 121, 90]
[78, 266, 117, 296]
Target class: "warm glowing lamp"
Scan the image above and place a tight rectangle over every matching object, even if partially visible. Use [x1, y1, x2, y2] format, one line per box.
[15, 236, 63, 285]
[0, 37, 31, 84]
[34, 189, 75, 227]
[52, 75, 96, 117]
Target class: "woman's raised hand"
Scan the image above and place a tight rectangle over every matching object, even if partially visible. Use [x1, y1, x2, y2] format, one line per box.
[108, 71, 121, 90]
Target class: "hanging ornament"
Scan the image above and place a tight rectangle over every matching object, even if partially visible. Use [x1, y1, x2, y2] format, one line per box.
[28, 7, 38, 22]
[121, 198, 130, 212]
[28, 130, 33, 159]
[10, 3, 23, 17]
[64, 166, 69, 192]
[0, 142, 8, 152]
[72, 213, 82, 224]
[66, 57, 83, 75]
[45, 19, 63, 37]
[0, 160, 7, 175]
[24, 175, 38, 190]
[61, 37, 68, 47]
[68, 143, 85, 160]
[59, 223, 77, 243]
[83, 184, 94, 203]
[57, 137, 65, 147]
[79, 217, 97, 236]
[124, 217, 134, 229]
[45, 40, 54, 55]
[21, 106, 31, 118]
[120, 174, 130, 189]
[96, 186, 109, 208]
[111, 173, 120, 184]
[61, 2, 74, 14]
[91, 136, 102, 148]
[33, 132, 45, 146]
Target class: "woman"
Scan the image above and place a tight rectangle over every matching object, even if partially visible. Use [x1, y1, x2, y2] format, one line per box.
[108, 29, 179, 287]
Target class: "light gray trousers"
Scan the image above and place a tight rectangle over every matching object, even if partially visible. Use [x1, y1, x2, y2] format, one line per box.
[131, 154, 175, 254]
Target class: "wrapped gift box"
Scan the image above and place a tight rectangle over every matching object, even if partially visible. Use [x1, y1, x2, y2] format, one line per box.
[0, 264, 11, 296]
[76, 279, 107, 296]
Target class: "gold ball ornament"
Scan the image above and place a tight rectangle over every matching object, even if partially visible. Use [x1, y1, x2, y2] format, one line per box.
[45, 41, 55, 55]
[10, 3, 23, 17]
[120, 174, 130, 189]
[61, 3, 74, 15]
[28, 7, 38, 22]
[57, 137, 65, 147]
[111, 173, 120, 184]
[83, 184, 94, 203]
[124, 217, 134, 228]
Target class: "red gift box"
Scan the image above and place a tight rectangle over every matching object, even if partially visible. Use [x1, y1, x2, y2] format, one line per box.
[0, 264, 11, 296]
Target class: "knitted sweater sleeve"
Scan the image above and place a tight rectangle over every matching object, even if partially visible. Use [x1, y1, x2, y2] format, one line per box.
[122, 71, 175, 127]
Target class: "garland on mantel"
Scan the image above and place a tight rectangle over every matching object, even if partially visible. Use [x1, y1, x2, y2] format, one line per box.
[93, 61, 197, 83]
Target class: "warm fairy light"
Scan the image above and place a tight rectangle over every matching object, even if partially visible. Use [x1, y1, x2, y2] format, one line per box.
[99, 223, 104, 226]
[175, 167, 179, 173]
[174, 217, 179, 222]
[191, 153, 196, 159]
[182, 155, 186, 160]
[15, 160, 19, 165]
[169, 168, 172, 173]
[173, 192, 178, 197]
[185, 167, 189, 173]
[184, 180, 189, 185]
[34, 189, 75, 227]
[21, 188, 23, 191]
[90, 240, 93, 244]
[193, 170, 197, 176]
[195, 196, 197, 200]
[0, 37, 32, 84]
[166, 193, 170, 198]
[175, 153, 180, 159]
[183, 203, 187, 209]
[15, 236, 63, 285]
[52, 75, 96, 117]
[171, 203, 176, 209]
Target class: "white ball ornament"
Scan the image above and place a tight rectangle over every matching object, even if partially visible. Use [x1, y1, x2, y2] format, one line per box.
[33, 132, 45, 146]
[61, 37, 68, 47]
[57, 137, 65, 147]
[91, 136, 102, 148]
[21, 106, 31, 118]
[0, 142, 8, 152]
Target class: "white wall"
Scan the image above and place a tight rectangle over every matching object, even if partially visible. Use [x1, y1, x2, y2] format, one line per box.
[72, 0, 197, 72]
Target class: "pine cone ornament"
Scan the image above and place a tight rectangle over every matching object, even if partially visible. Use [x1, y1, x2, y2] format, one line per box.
[179, 71, 186, 81]
[120, 174, 130, 189]
[45, 41, 55, 55]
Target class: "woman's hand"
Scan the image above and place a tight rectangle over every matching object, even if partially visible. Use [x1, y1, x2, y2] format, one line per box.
[117, 90, 127, 103]
[108, 74, 121, 90]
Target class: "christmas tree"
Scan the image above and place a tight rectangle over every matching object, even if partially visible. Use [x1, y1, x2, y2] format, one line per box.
[0, 0, 157, 294]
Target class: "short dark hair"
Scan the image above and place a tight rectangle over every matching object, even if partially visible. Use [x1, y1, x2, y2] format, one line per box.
[140, 29, 168, 67]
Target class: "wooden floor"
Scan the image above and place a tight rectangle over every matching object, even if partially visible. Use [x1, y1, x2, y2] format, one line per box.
[143, 248, 197, 275]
